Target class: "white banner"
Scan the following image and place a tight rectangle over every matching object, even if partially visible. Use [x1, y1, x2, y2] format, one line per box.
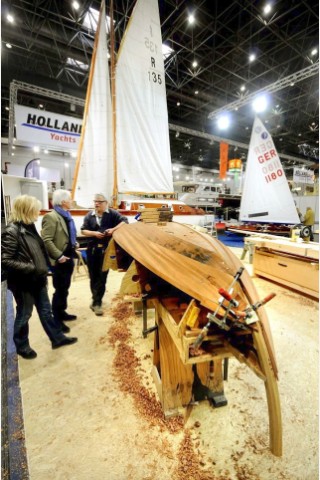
[293, 167, 314, 184]
[14, 105, 82, 150]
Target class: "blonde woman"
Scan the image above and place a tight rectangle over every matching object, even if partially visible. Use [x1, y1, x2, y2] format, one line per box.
[1, 195, 77, 359]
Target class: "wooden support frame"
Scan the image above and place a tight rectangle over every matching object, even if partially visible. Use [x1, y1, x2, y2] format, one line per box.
[151, 296, 282, 456]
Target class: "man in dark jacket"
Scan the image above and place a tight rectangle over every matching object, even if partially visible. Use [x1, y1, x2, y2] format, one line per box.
[81, 193, 128, 315]
[1, 195, 77, 359]
[41, 189, 78, 332]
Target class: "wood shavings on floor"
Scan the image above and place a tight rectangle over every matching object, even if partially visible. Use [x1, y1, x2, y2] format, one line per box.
[15, 247, 318, 479]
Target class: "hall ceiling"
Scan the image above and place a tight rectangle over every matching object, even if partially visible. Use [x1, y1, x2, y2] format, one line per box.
[1, 0, 319, 172]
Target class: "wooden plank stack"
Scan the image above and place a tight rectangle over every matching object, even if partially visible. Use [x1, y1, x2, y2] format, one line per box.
[138, 207, 173, 224]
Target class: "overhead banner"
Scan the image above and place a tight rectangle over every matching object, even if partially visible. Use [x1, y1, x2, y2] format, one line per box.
[14, 105, 82, 150]
[219, 142, 228, 179]
[293, 167, 314, 184]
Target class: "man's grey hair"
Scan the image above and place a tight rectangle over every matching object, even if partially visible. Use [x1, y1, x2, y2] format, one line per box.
[52, 189, 71, 206]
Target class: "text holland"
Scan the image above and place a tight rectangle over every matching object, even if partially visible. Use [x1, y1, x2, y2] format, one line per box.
[26, 113, 82, 134]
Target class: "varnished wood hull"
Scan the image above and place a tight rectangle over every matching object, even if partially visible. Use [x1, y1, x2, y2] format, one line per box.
[112, 222, 278, 377]
[111, 221, 282, 455]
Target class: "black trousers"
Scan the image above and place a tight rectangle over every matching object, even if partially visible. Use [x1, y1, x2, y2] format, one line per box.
[86, 247, 109, 306]
[51, 259, 74, 321]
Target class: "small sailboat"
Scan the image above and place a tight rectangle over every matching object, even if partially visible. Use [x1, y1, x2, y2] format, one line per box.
[228, 116, 300, 235]
[71, 0, 204, 223]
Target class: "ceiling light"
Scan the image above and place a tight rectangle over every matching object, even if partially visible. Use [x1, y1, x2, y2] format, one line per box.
[44, 149, 49, 154]
[194, 90, 199, 95]
[72, 1, 80, 10]
[6, 43, 12, 49]
[252, 94, 268, 113]
[263, 4, 272, 15]
[5, 106, 9, 111]
[175, 131, 180, 138]
[66, 57, 88, 71]
[192, 60, 198, 68]
[175, 175, 180, 180]
[311, 48, 318, 56]
[290, 82, 295, 86]
[249, 53, 256, 62]
[240, 85, 246, 91]
[235, 107, 238, 111]
[188, 14, 195, 25]
[186, 176, 190, 180]
[33, 146, 40, 153]
[298, 133, 302, 136]
[217, 114, 230, 130]
[65, 163, 69, 168]
[39, 104, 44, 109]
[177, 101, 180, 106]
[36, 160, 40, 164]
[7, 14, 14, 23]
[162, 44, 174, 59]
[71, 151, 77, 158]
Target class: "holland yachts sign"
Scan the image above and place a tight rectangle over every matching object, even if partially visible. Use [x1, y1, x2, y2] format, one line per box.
[14, 105, 83, 149]
[293, 167, 314, 184]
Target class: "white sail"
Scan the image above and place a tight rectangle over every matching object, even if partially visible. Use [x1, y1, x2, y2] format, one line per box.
[116, 0, 174, 194]
[240, 116, 300, 224]
[73, 1, 113, 207]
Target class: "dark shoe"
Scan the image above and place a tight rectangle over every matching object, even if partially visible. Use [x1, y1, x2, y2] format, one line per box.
[61, 322, 70, 333]
[60, 312, 77, 321]
[90, 304, 104, 316]
[17, 347, 37, 359]
[52, 336, 78, 349]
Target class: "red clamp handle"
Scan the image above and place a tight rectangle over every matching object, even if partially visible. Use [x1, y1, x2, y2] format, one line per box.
[218, 288, 232, 301]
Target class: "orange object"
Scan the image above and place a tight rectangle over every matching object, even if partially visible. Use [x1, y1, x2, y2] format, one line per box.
[219, 142, 228, 179]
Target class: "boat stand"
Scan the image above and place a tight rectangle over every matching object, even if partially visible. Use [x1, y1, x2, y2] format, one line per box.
[140, 296, 282, 456]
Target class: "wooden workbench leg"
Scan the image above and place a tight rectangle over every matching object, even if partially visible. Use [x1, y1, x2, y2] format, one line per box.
[240, 244, 248, 260]
[153, 317, 193, 417]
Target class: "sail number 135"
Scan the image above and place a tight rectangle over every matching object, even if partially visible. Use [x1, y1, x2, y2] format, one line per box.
[148, 71, 162, 84]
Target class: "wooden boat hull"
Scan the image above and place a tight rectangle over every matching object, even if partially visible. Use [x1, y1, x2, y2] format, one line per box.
[110, 221, 282, 456]
[112, 222, 277, 375]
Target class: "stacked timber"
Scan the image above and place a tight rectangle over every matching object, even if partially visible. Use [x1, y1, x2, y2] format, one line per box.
[139, 207, 173, 224]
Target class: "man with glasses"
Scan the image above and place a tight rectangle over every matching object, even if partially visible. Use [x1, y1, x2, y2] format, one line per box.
[80, 193, 128, 315]
[42, 189, 78, 332]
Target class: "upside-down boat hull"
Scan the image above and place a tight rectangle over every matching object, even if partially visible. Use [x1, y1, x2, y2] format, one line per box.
[109, 221, 282, 455]
[112, 222, 277, 375]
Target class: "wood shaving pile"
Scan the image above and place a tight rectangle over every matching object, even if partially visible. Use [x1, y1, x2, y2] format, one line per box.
[175, 430, 230, 480]
[109, 301, 184, 433]
[107, 299, 287, 480]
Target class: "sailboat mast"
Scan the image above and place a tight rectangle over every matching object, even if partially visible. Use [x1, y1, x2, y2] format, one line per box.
[71, 1, 105, 201]
[110, 0, 118, 208]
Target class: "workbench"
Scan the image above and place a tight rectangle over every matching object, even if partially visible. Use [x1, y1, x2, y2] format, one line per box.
[249, 236, 319, 298]
[150, 298, 229, 416]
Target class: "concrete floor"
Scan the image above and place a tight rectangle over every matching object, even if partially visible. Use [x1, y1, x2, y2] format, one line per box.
[12, 247, 319, 479]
